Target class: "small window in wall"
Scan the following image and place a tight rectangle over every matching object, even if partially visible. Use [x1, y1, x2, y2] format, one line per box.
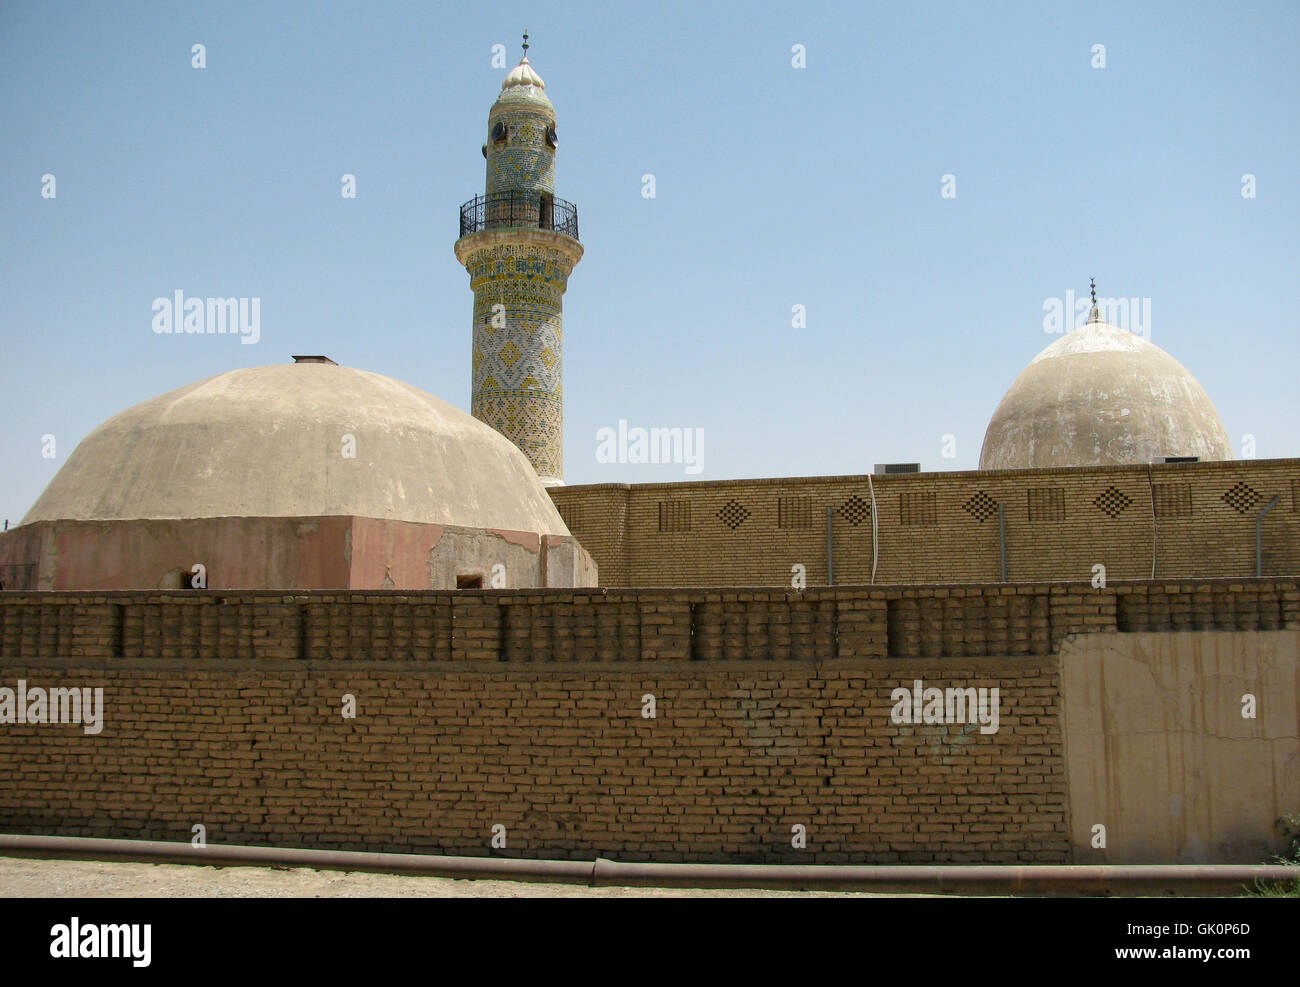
[539, 193, 554, 230]
[456, 574, 483, 589]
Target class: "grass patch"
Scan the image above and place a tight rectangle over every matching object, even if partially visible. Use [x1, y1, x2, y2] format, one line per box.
[1247, 813, 1300, 897]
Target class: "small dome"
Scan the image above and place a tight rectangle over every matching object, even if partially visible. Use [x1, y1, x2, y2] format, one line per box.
[502, 56, 545, 91]
[979, 308, 1233, 469]
[493, 55, 553, 114]
[22, 363, 572, 534]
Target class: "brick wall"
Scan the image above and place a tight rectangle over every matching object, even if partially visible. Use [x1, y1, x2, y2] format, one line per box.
[7, 580, 1295, 662]
[1, 580, 1295, 863]
[0, 657, 1065, 863]
[549, 459, 1300, 587]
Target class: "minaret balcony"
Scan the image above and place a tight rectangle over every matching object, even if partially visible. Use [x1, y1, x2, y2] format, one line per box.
[459, 191, 579, 242]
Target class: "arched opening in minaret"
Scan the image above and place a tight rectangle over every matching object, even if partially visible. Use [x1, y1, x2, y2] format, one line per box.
[539, 193, 554, 230]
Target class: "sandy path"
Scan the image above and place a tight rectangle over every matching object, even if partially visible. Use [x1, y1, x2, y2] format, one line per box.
[0, 856, 912, 898]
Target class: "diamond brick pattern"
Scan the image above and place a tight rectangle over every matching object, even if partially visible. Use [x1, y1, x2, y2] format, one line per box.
[717, 499, 751, 531]
[1221, 481, 1261, 515]
[1094, 485, 1133, 518]
[838, 495, 871, 526]
[963, 491, 998, 522]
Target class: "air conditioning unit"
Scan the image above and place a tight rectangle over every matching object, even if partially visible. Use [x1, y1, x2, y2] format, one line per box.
[874, 463, 920, 475]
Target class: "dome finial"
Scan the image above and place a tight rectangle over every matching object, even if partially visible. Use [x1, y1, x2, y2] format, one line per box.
[1087, 276, 1102, 324]
[499, 31, 546, 90]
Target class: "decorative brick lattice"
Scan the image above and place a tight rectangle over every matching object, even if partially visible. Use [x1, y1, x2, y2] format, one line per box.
[658, 501, 690, 533]
[963, 491, 998, 522]
[900, 491, 937, 526]
[837, 495, 871, 526]
[777, 496, 813, 529]
[1027, 488, 1065, 522]
[1154, 483, 1192, 518]
[555, 503, 580, 532]
[1221, 481, 1261, 515]
[1094, 485, 1133, 518]
[717, 499, 751, 531]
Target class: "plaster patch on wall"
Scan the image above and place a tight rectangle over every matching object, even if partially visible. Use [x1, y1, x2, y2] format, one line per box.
[486, 528, 542, 553]
[1062, 630, 1300, 863]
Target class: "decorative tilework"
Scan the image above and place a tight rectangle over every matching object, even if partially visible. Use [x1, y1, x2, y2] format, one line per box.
[485, 105, 555, 198]
[461, 74, 579, 483]
[463, 241, 578, 481]
[472, 393, 564, 480]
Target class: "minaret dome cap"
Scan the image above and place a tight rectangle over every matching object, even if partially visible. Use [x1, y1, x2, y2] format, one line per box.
[502, 56, 546, 91]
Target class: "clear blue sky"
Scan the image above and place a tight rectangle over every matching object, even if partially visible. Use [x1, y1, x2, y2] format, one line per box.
[2, 0, 1297, 524]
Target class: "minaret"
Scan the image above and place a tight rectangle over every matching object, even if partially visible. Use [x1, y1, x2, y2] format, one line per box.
[455, 32, 583, 486]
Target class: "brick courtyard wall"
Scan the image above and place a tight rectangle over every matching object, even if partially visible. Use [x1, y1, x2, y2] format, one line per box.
[1, 579, 1296, 863]
[549, 459, 1300, 587]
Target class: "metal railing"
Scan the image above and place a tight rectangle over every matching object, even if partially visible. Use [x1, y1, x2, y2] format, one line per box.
[459, 191, 579, 241]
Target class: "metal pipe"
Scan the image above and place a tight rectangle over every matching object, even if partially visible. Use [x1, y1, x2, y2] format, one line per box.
[998, 502, 1007, 582]
[867, 474, 878, 583]
[825, 506, 834, 586]
[1147, 463, 1158, 578]
[1257, 494, 1281, 577]
[0, 835, 1293, 896]
[593, 859, 1296, 896]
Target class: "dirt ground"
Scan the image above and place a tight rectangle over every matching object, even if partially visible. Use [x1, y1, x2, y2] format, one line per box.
[0, 855, 917, 898]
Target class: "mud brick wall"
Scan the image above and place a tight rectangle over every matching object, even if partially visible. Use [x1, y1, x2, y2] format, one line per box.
[549, 458, 1300, 587]
[0, 657, 1065, 863]
[1, 579, 1296, 863]
[5, 580, 1297, 662]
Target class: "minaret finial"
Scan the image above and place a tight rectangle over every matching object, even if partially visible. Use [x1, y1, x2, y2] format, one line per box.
[1087, 276, 1102, 324]
[522, 29, 529, 59]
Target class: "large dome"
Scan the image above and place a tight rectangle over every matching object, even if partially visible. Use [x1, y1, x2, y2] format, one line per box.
[22, 362, 571, 534]
[979, 310, 1232, 470]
